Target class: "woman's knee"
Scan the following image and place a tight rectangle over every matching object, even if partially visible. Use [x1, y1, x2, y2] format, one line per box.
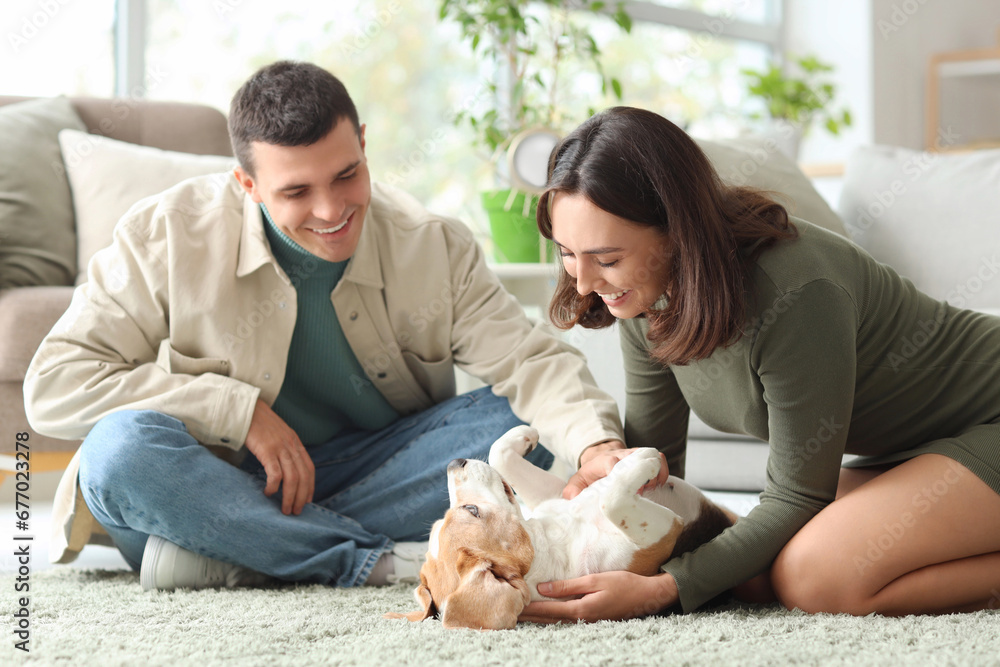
[772, 539, 829, 613]
[771, 537, 870, 615]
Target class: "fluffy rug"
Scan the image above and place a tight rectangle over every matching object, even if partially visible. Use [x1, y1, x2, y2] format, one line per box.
[2, 568, 998, 666]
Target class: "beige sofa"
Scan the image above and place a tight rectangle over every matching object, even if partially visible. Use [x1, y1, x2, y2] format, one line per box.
[0, 96, 233, 453]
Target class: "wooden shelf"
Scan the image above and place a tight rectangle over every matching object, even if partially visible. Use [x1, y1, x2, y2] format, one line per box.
[926, 34, 1000, 151]
[798, 162, 845, 178]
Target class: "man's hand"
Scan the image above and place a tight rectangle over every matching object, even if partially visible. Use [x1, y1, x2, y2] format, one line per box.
[565, 440, 668, 499]
[244, 398, 315, 515]
[518, 571, 679, 624]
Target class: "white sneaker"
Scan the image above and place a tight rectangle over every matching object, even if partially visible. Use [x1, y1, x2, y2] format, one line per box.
[365, 541, 429, 585]
[386, 541, 429, 585]
[140, 535, 272, 591]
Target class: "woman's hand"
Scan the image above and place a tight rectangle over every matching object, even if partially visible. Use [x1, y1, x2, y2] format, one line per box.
[518, 571, 679, 624]
[564, 441, 668, 499]
[244, 398, 315, 515]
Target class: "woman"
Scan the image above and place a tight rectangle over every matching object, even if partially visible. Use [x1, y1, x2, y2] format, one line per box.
[519, 106, 1000, 622]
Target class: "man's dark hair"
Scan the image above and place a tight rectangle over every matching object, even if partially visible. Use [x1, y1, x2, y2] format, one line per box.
[228, 60, 361, 177]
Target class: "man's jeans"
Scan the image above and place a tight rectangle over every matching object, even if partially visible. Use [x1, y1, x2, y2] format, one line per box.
[78, 387, 553, 586]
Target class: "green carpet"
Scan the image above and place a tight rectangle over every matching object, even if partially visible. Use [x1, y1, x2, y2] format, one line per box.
[2, 568, 998, 666]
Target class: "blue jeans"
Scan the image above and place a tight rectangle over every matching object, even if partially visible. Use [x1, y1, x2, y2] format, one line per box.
[78, 387, 552, 586]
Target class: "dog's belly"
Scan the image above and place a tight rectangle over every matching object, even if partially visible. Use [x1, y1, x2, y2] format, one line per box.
[524, 497, 646, 599]
[521, 475, 721, 600]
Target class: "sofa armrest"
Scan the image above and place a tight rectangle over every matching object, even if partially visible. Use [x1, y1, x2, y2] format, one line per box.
[0, 286, 74, 382]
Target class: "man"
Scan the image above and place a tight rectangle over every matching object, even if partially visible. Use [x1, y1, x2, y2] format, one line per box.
[24, 61, 627, 590]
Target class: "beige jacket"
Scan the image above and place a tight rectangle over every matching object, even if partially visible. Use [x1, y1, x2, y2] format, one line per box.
[25, 174, 623, 563]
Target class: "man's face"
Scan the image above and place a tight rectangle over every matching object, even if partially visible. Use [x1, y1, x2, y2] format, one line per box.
[235, 119, 371, 264]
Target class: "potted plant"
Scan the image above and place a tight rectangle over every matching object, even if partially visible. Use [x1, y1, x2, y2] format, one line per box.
[439, 0, 631, 262]
[740, 53, 853, 160]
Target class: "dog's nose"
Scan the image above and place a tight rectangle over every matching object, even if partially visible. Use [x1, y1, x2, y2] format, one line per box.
[448, 459, 468, 471]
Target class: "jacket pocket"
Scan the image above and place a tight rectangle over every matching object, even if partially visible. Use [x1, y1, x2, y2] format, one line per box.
[156, 341, 232, 377]
[401, 351, 456, 404]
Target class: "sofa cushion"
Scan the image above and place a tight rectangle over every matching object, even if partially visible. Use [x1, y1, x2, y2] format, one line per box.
[59, 128, 237, 284]
[0, 97, 87, 288]
[838, 145, 1000, 311]
[696, 136, 849, 238]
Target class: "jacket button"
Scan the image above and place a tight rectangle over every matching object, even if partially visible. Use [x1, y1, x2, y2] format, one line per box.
[264, 373, 271, 380]
[350, 311, 358, 320]
[377, 372, 387, 379]
[221, 437, 230, 444]
[278, 302, 287, 309]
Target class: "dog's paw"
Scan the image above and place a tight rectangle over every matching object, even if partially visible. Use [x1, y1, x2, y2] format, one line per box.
[488, 426, 539, 466]
[613, 448, 662, 490]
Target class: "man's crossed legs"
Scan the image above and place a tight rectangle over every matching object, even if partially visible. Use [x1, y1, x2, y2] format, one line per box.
[78, 387, 553, 589]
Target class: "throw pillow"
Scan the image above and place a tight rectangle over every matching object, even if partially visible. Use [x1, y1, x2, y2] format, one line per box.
[59, 128, 237, 284]
[696, 136, 849, 238]
[838, 145, 1000, 311]
[0, 97, 87, 288]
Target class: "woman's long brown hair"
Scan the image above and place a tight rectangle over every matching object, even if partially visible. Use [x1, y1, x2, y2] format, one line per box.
[536, 106, 798, 366]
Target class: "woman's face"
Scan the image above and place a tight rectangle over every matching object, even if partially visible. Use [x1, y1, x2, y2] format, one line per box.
[549, 192, 670, 319]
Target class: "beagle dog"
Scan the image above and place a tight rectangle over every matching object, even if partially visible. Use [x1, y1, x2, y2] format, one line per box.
[386, 425, 736, 630]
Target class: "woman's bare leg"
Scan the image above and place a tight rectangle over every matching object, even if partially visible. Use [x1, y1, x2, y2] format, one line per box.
[771, 454, 1000, 615]
[732, 463, 893, 604]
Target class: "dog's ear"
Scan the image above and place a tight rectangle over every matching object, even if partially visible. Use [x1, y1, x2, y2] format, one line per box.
[439, 549, 531, 631]
[383, 561, 440, 622]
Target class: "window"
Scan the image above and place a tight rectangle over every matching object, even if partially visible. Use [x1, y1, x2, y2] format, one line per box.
[2, 0, 116, 97]
[644, 0, 776, 24]
[565, 8, 774, 140]
[143, 0, 490, 236]
[43, 0, 782, 241]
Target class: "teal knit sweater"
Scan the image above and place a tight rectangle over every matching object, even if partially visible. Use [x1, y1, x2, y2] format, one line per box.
[261, 206, 399, 446]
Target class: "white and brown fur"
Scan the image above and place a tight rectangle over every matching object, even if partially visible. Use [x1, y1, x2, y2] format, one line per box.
[386, 426, 737, 630]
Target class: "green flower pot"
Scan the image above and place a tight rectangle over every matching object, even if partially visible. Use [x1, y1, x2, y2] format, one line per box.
[480, 189, 543, 263]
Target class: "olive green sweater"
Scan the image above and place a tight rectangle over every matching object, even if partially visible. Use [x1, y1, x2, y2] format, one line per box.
[620, 219, 1000, 612]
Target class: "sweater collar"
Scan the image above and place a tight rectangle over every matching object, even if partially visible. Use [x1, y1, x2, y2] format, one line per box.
[236, 186, 384, 289]
[260, 204, 348, 281]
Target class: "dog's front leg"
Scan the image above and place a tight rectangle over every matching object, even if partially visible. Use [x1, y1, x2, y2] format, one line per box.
[599, 449, 683, 551]
[488, 426, 566, 509]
